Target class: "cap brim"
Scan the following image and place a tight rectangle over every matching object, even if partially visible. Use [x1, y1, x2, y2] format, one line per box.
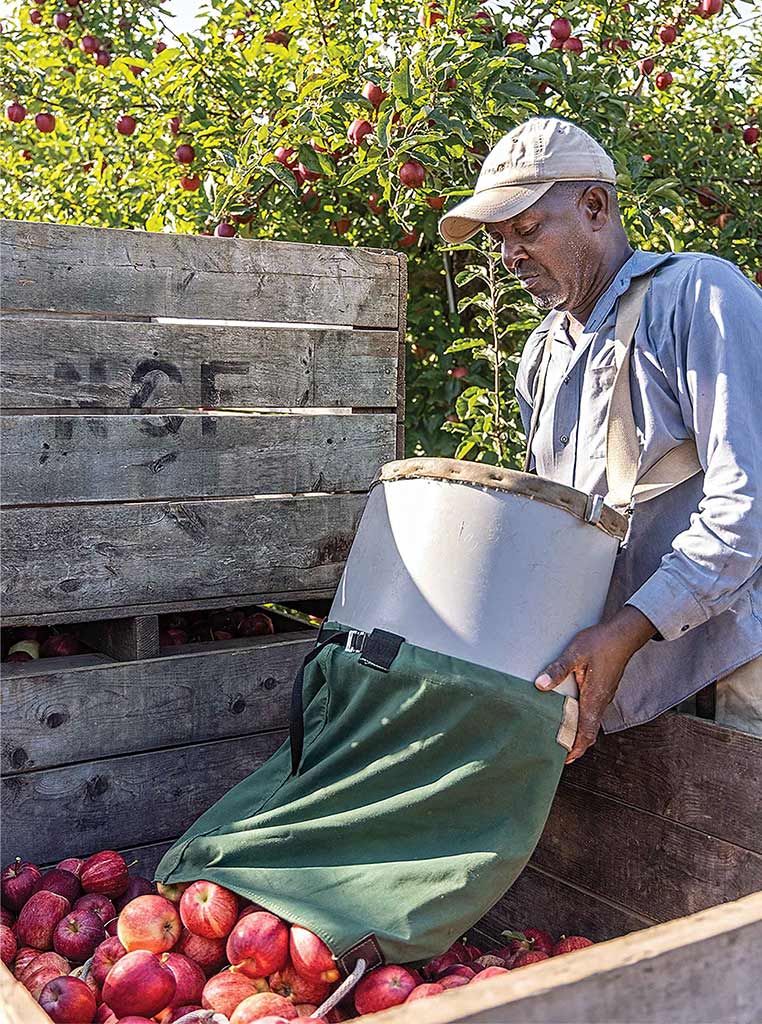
[438, 182, 556, 244]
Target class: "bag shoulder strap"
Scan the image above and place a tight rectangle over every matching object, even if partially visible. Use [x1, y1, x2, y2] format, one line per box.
[604, 273, 702, 511]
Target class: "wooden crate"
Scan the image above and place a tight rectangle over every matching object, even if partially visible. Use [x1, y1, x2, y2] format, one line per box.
[0, 218, 405, 865]
[3, 220, 762, 1023]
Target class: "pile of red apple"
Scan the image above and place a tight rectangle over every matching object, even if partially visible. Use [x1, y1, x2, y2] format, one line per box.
[2, 851, 594, 1022]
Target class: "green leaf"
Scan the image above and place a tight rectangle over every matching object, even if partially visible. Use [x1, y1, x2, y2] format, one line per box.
[265, 161, 299, 195]
[391, 57, 413, 102]
[340, 158, 381, 186]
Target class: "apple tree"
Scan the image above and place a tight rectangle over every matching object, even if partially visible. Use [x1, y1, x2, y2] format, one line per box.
[1, 0, 760, 463]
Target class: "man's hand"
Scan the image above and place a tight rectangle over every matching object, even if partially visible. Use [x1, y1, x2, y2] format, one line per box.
[534, 605, 657, 764]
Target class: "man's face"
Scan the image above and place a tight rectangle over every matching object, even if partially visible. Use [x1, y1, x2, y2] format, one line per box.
[485, 183, 606, 311]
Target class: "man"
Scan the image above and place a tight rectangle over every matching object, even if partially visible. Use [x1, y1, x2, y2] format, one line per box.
[438, 116, 762, 763]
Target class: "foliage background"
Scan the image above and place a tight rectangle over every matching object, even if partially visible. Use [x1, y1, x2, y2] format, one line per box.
[1, 0, 760, 463]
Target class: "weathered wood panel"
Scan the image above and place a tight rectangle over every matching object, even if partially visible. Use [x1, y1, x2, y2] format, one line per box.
[393, 254, 407, 458]
[0, 221, 401, 328]
[483, 864, 654, 945]
[2, 730, 287, 865]
[0, 317, 398, 409]
[1, 962, 54, 1024]
[367, 892, 762, 1024]
[2, 633, 306, 774]
[568, 713, 762, 853]
[1, 411, 396, 505]
[533, 782, 762, 923]
[1, 491, 367, 621]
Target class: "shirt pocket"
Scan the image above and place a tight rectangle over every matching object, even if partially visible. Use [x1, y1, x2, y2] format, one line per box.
[579, 364, 616, 459]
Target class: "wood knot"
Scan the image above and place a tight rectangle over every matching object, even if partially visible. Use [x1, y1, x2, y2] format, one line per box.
[230, 696, 246, 715]
[262, 677, 278, 691]
[86, 775, 109, 799]
[10, 747, 30, 770]
[46, 711, 69, 729]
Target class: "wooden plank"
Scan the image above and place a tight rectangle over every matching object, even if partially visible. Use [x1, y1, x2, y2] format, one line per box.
[1, 411, 396, 505]
[0, 317, 399, 409]
[78, 614, 159, 661]
[1, 491, 367, 621]
[0, 962, 54, 1024]
[1, 633, 307, 773]
[1, 730, 287, 866]
[568, 713, 762, 852]
[532, 782, 762, 923]
[0, 220, 400, 327]
[0, 652, 113, 679]
[365, 891, 762, 1024]
[482, 864, 655, 944]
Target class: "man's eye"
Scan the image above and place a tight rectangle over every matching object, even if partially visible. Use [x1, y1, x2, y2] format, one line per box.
[517, 225, 538, 238]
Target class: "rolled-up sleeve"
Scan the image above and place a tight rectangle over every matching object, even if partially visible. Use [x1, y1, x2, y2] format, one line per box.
[627, 259, 762, 640]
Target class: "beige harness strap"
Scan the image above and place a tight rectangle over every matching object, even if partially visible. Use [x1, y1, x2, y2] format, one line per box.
[605, 273, 702, 511]
[522, 273, 702, 513]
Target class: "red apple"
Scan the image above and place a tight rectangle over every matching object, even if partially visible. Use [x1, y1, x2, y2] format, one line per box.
[398, 228, 420, 248]
[505, 30, 527, 44]
[1, 924, 16, 966]
[36, 111, 56, 132]
[332, 218, 351, 235]
[180, 881, 238, 940]
[658, 24, 677, 43]
[155, 39, 167, 53]
[34, 868, 81, 905]
[426, 195, 445, 210]
[13, 945, 40, 977]
[6, 101, 26, 123]
[91, 936, 127, 986]
[440, 975, 470, 989]
[115, 875, 154, 912]
[655, 71, 673, 90]
[103, 949, 177, 1017]
[549, 16, 571, 39]
[227, 912, 289, 979]
[53, 11, 71, 28]
[168, 116, 182, 135]
[30, 8, 42, 22]
[57, 859, 85, 880]
[176, 927, 227, 976]
[17, 890, 70, 950]
[264, 29, 290, 45]
[406, 982, 444, 1001]
[231, 993, 297, 1023]
[161, 951, 206, 1007]
[2, 859, 42, 911]
[562, 36, 583, 51]
[289, 925, 339, 983]
[638, 57, 654, 74]
[118, 894, 181, 953]
[202, 971, 261, 1014]
[238, 613, 274, 636]
[439, 964, 476, 980]
[347, 118, 373, 146]
[54, 910, 104, 962]
[755, 270, 762, 286]
[355, 965, 417, 1014]
[74, 893, 115, 925]
[698, 0, 722, 15]
[18, 951, 71, 998]
[274, 146, 297, 167]
[0, 907, 14, 929]
[553, 935, 594, 955]
[470, 965, 510, 982]
[81, 851, 129, 898]
[158, 882, 191, 905]
[79, 32, 98, 52]
[179, 177, 200, 193]
[270, 964, 330, 1004]
[40, 975, 97, 1023]
[175, 144, 196, 164]
[743, 126, 759, 145]
[215, 222, 236, 237]
[399, 160, 426, 188]
[94, 1006, 117, 1024]
[362, 81, 387, 107]
[116, 114, 137, 137]
[368, 192, 384, 215]
[512, 949, 549, 967]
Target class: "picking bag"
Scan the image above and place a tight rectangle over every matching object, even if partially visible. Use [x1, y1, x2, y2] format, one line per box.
[155, 620, 577, 970]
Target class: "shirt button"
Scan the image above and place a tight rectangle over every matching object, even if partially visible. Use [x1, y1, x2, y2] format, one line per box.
[681, 624, 690, 633]
[559, 434, 569, 446]
[563, 376, 570, 386]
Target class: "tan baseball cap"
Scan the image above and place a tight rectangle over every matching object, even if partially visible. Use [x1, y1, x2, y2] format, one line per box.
[438, 116, 617, 244]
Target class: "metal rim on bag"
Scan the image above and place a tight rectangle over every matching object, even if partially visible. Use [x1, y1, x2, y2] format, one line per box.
[370, 457, 629, 542]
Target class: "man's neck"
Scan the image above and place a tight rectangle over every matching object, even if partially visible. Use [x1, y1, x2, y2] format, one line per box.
[567, 239, 635, 331]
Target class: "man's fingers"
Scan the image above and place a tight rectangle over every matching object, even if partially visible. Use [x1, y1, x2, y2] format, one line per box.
[564, 731, 595, 764]
[535, 651, 575, 691]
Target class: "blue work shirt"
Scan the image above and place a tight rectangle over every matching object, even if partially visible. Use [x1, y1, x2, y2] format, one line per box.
[515, 248, 762, 732]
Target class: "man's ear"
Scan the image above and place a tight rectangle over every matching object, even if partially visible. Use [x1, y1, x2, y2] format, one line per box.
[584, 185, 610, 229]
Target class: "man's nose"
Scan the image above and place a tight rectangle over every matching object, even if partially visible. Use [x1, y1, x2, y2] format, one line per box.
[501, 240, 528, 275]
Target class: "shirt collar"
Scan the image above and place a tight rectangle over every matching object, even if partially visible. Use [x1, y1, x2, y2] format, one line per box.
[584, 249, 674, 334]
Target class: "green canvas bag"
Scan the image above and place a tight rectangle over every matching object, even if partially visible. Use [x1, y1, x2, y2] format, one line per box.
[155, 621, 577, 972]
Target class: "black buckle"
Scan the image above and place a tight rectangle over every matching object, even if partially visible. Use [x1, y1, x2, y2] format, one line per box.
[336, 933, 385, 976]
[357, 628, 405, 673]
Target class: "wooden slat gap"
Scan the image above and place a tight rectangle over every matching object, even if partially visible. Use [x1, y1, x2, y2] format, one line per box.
[525, 863, 659, 928]
[3, 488, 370, 511]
